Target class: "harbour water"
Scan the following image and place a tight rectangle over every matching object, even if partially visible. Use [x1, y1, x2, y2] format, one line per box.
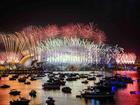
[0, 71, 140, 105]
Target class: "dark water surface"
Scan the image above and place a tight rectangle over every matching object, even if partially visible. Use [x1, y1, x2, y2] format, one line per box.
[0, 71, 140, 105]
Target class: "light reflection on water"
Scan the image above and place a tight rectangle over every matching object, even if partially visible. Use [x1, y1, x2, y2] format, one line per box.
[0, 71, 140, 105]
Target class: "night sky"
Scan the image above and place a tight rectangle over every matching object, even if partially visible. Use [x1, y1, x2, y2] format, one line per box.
[0, 0, 140, 55]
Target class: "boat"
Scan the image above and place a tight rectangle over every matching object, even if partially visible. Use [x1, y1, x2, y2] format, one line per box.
[12, 74, 19, 78]
[121, 76, 133, 84]
[9, 89, 21, 96]
[62, 87, 72, 93]
[76, 95, 82, 98]
[130, 91, 140, 94]
[87, 76, 96, 80]
[10, 97, 30, 105]
[110, 81, 127, 88]
[113, 74, 133, 84]
[29, 90, 37, 97]
[37, 74, 46, 77]
[9, 77, 16, 80]
[55, 79, 66, 86]
[46, 97, 55, 105]
[47, 78, 66, 86]
[24, 81, 31, 85]
[79, 74, 88, 78]
[0, 84, 10, 88]
[18, 77, 26, 82]
[30, 76, 37, 81]
[1, 74, 8, 77]
[42, 82, 60, 90]
[80, 86, 114, 99]
[66, 77, 77, 81]
[58, 73, 65, 79]
[96, 74, 103, 77]
[81, 80, 88, 84]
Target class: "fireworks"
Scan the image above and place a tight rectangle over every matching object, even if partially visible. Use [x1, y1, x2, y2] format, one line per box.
[116, 53, 137, 64]
[37, 37, 123, 65]
[43, 25, 60, 38]
[0, 23, 136, 66]
[0, 52, 23, 64]
[20, 23, 106, 43]
[0, 30, 39, 64]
